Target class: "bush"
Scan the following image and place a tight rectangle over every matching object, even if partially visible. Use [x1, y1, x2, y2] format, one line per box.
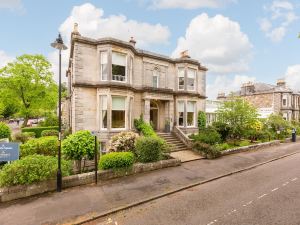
[20, 136, 58, 157]
[212, 121, 231, 141]
[193, 141, 221, 159]
[108, 131, 139, 153]
[14, 132, 35, 143]
[62, 130, 95, 161]
[21, 126, 59, 138]
[0, 122, 11, 139]
[99, 152, 134, 170]
[190, 128, 221, 145]
[215, 143, 231, 151]
[0, 155, 71, 187]
[134, 114, 157, 137]
[135, 136, 167, 163]
[38, 113, 58, 127]
[41, 129, 59, 137]
[198, 111, 206, 131]
[238, 140, 251, 147]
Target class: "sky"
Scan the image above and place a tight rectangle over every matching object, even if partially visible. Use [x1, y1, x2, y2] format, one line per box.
[0, 0, 300, 99]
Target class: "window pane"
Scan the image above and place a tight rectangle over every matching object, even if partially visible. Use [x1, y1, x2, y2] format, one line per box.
[101, 51, 108, 80]
[187, 69, 196, 78]
[153, 76, 158, 88]
[112, 110, 125, 128]
[112, 65, 126, 81]
[102, 110, 107, 128]
[112, 52, 126, 66]
[100, 96, 107, 129]
[187, 112, 194, 126]
[178, 68, 184, 77]
[179, 112, 184, 126]
[187, 101, 195, 112]
[101, 51, 107, 64]
[178, 101, 184, 112]
[112, 96, 125, 110]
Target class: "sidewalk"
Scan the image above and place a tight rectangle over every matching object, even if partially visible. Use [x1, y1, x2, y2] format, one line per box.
[1, 142, 300, 225]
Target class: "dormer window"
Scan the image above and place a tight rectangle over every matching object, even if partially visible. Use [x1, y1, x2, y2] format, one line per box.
[112, 51, 126, 82]
[187, 68, 196, 91]
[178, 68, 185, 90]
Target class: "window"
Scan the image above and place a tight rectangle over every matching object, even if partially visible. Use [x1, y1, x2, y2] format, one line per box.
[178, 68, 185, 90]
[153, 70, 159, 88]
[178, 101, 184, 126]
[187, 101, 195, 127]
[187, 68, 196, 91]
[112, 51, 126, 82]
[129, 56, 133, 83]
[283, 98, 287, 106]
[100, 51, 108, 80]
[112, 96, 126, 128]
[100, 96, 107, 129]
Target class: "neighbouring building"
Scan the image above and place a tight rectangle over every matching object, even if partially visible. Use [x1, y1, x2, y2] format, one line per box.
[65, 24, 207, 147]
[217, 80, 300, 121]
[205, 99, 222, 125]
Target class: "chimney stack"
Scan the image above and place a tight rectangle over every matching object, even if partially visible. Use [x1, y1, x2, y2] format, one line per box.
[129, 37, 136, 46]
[276, 79, 286, 87]
[72, 23, 81, 36]
[180, 50, 190, 59]
[217, 92, 226, 100]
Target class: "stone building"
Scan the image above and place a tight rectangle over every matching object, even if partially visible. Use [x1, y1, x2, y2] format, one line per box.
[217, 80, 300, 121]
[65, 24, 207, 147]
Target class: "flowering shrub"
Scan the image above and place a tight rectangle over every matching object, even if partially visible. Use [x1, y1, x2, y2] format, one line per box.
[108, 131, 139, 153]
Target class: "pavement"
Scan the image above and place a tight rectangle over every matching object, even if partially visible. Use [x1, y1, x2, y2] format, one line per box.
[89, 148, 300, 225]
[170, 150, 204, 162]
[0, 142, 300, 225]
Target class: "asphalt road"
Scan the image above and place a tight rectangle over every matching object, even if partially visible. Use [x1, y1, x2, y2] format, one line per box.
[87, 152, 300, 225]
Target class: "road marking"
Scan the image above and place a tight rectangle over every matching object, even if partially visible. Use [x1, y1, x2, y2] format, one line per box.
[258, 194, 267, 199]
[246, 201, 253, 205]
[271, 187, 279, 192]
[207, 222, 214, 225]
[291, 178, 298, 181]
[214, 219, 218, 222]
[243, 204, 247, 207]
[282, 182, 289, 186]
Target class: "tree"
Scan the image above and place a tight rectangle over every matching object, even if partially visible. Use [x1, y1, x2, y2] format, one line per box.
[197, 111, 206, 131]
[0, 54, 58, 126]
[217, 97, 259, 140]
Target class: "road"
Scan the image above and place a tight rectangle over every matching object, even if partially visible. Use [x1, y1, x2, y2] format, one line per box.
[87, 152, 300, 225]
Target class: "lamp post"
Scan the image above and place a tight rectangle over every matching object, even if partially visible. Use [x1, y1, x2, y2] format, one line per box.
[51, 34, 67, 192]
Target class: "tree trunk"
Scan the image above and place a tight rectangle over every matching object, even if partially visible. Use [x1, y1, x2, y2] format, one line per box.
[76, 160, 82, 174]
[23, 117, 29, 127]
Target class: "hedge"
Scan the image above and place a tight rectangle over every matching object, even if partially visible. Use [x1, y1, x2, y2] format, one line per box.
[0, 122, 11, 139]
[21, 126, 59, 138]
[99, 152, 134, 170]
[20, 136, 58, 157]
[41, 129, 59, 137]
[0, 155, 72, 187]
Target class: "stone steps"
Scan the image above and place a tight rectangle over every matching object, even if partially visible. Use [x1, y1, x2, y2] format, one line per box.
[157, 132, 190, 152]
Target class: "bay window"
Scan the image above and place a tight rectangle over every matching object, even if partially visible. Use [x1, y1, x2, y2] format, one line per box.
[112, 51, 126, 82]
[178, 101, 184, 126]
[100, 51, 108, 80]
[100, 96, 107, 129]
[112, 96, 126, 129]
[187, 69, 196, 91]
[187, 101, 196, 127]
[178, 68, 185, 90]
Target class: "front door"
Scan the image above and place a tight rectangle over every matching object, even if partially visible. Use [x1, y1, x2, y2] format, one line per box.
[150, 108, 158, 130]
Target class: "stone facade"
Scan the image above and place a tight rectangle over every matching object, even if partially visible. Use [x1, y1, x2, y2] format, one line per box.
[218, 80, 300, 121]
[65, 26, 207, 147]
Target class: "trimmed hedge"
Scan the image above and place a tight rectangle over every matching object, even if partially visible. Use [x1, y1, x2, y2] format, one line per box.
[193, 141, 221, 159]
[14, 132, 35, 143]
[21, 126, 59, 138]
[20, 136, 58, 157]
[0, 155, 72, 187]
[99, 152, 134, 170]
[0, 122, 11, 139]
[41, 129, 59, 137]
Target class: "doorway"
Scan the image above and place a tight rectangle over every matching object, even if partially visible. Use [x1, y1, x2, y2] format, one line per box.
[150, 101, 159, 130]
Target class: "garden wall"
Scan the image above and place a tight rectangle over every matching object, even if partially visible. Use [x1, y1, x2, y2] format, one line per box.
[0, 158, 181, 203]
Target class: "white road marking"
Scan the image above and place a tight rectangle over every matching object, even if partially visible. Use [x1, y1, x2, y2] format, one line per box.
[291, 178, 298, 181]
[246, 201, 253, 205]
[243, 204, 247, 207]
[207, 222, 214, 225]
[258, 194, 267, 199]
[271, 187, 279, 192]
[282, 182, 289, 186]
[214, 219, 218, 222]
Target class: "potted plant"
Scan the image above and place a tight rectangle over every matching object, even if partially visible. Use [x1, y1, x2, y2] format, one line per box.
[165, 118, 171, 133]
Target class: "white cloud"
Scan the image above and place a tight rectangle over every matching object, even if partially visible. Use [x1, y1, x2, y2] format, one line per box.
[0, 0, 23, 11]
[49, 2, 171, 83]
[207, 74, 256, 99]
[0, 50, 13, 68]
[172, 13, 253, 74]
[149, 0, 236, 9]
[284, 64, 300, 92]
[259, 0, 298, 42]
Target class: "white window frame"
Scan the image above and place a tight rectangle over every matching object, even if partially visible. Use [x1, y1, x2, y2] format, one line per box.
[100, 95, 108, 130]
[111, 95, 127, 130]
[177, 100, 185, 127]
[187, 101, 196, 127]
[187, 68, 196, 91]
[100, 51, 108, 81]
[178, 68, 185, 90]
[152, 70, 159, 88]
[112, 51, 127, 83]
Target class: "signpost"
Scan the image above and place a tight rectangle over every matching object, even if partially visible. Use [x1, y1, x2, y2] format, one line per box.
[0, 143, 20, 162]
[91, 131, 100, 184]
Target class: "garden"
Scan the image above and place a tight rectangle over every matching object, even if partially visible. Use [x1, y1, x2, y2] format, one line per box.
[190, 98, 300, 159]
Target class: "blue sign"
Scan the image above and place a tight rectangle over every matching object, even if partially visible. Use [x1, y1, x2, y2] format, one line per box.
[0, 143, 20, 161]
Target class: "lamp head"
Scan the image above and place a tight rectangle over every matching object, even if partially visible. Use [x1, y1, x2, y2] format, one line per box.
[51, 33, 67, 50]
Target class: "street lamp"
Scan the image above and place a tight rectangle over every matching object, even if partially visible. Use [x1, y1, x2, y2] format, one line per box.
[51, 33, 67, 192]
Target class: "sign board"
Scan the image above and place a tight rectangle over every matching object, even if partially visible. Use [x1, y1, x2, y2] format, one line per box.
[0, 143, 20, 162]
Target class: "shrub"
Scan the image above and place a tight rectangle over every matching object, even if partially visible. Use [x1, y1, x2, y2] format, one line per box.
[134, 114, 157, 137]
[38, 113, 58, 127]
[99, 152, 134, 170]
[215, 143, 231, 151]
[41, 129, 59, 137]
[135, 136, 168, 163]
[20, 136, 58, 157]
[197, 111, 206, 131]
[0, 155, 71, 187]
[134, 114, 144, 133]
[108, 131, 139, 153]
[21, 126, 59, 138]
[62, 130, 95, 161]
[14, 132, 35, 143]
[190, 128, 221, 145]
[238, 140, 251, 147]
[212, 121, 231, 141]
[193, 141, 221, 159]
[0, 122, 11, 139]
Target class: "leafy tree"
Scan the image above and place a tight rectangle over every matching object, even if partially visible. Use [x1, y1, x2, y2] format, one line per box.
[217, 97, 258, 140]
[0, 54, 58, 126]
[197, 111, 206, 131]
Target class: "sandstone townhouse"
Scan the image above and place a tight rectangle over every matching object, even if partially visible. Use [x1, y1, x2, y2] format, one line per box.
[217, 79, 300, 122]
[65, 24, 207, 148]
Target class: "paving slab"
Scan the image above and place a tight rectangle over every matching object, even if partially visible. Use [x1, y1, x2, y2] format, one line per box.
[170, 150, 203, 162]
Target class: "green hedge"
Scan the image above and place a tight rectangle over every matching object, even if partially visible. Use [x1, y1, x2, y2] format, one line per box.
[21, 126, 59, 138]
[20, 136, 58, 157]
[0, 155, 72, 187]
[41, 129, 59, 137]
[0, 122, 11, 139]
[14, 132, 35, 143]
[99, 152, 134, 170]
[192, 141, 221, 159]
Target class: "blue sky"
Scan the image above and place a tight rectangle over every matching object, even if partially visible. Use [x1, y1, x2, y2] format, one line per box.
[0, 0, 300, 98]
